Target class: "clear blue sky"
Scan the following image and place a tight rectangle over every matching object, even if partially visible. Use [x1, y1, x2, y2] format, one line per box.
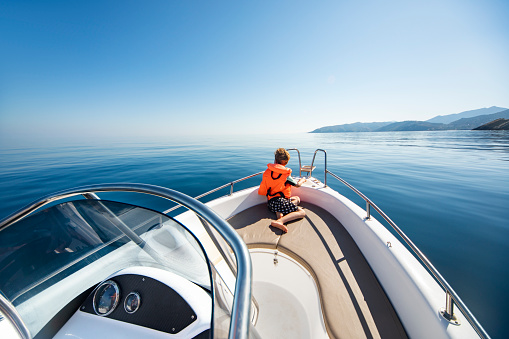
[1, 0, 508, 141]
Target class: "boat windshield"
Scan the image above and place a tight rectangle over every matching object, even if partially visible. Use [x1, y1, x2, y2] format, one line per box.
[0, 199, 212, 337]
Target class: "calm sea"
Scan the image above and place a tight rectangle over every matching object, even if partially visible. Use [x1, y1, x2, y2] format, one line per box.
[1, 130, 508, 338]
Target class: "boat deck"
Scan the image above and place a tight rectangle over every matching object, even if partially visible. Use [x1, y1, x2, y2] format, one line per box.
[227, 202, 408, 339]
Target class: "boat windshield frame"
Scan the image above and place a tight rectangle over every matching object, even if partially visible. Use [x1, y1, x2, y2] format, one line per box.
[0, 184, 253, 339]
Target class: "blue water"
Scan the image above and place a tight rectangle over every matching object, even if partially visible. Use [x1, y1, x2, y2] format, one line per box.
[1, 130, 508, 338]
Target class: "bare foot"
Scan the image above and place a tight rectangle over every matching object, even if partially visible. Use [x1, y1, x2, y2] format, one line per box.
[270, 220, 288, 233]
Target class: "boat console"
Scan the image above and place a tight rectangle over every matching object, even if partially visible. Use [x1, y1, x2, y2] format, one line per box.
[54, 267, 211, 339]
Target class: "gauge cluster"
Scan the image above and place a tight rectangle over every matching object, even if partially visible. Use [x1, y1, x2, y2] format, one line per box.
[81, 274, 198, 334]
[53, 267, 212, 339]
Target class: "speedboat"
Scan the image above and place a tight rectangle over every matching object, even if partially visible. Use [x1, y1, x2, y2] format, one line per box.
[0, 149, 489, 338]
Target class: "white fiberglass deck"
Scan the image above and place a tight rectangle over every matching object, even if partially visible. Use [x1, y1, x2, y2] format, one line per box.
[250, 249, 328, 339]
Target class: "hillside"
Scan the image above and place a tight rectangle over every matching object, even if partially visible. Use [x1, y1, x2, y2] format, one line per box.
[473, 118, 509, 130]
[310, 107, 509, 133]
[375, 121, 446, 132]
[426, 106, 507, 124]
[447, 109, 509, 129]
[311, 121, 393, 133]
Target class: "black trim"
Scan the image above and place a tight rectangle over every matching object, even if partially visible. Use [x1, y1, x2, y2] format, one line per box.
[193, 329, 211, 339]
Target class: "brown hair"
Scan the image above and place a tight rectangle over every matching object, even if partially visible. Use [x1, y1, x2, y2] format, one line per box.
[274, 148, 290, 164]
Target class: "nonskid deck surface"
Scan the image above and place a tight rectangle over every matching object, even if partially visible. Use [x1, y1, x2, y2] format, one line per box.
[227, 202, 407, 339]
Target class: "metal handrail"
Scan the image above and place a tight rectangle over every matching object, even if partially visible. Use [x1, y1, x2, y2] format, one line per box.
[281, 147, 487, 338]
[325, 170, 490, 339]
[286, 148, 302, 176]
[309, 149, 327, 186]
[163, 172, 264, 214]
[301, 148, 488, 338]
[0, 184, 253, 339]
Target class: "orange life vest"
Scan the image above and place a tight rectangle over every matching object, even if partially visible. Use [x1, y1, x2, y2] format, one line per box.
[258, 163, 292, 200]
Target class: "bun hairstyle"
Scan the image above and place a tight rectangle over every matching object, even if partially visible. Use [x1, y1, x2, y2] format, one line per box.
[274, 148, 290, 164]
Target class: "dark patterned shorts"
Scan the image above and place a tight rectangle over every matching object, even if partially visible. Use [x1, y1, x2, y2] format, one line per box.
[267, 197, 298, 215]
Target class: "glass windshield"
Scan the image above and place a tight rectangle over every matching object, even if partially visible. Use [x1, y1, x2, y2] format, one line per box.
[0, 199, 211, 336]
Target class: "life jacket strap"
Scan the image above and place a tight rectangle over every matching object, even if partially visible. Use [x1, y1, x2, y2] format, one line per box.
[270, 171, 282, 180]
[266, 187, 285, 199]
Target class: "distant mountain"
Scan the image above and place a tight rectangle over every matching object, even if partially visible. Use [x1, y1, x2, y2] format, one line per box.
[375, 121, 446, 132]
[426, 106, 507, 124]
[310, 107, 509, 133]
[473, 118, 509, 130]
[378, 110, 509, 131]
[310, 121, 393, 133]
[447, 109, 509, 129]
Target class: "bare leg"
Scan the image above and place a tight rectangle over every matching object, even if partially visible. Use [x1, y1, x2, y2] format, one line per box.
[270, 207, 306, 233]
[270, 220, 288, 233]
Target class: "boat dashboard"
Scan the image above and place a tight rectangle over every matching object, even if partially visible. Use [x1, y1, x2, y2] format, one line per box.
[53, 266, 211, 339]
[0, 194, 230, 339]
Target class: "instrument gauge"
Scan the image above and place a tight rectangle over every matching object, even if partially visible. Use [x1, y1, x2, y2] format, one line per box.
[93, 280, 120, 316]
[124, 292, 141, 314]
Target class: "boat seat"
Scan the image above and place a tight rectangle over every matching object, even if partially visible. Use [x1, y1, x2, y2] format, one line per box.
[228, 203, 284, 250]
[227, 202, 408, 339]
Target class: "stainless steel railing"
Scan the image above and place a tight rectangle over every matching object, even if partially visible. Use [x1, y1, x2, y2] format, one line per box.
[287, 148, 327, 186]
[286, 147, 489, 339]
[0, 184, 253, 339]
[286, 148, 303, 176]
[163, 172, 263, 214]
